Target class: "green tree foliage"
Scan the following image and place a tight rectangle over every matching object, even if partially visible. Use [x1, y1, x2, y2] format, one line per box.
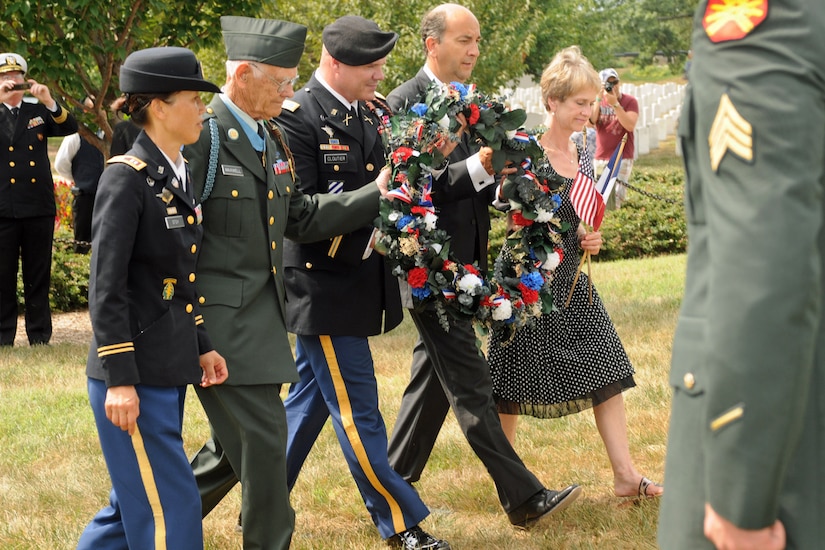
[612, 0, 697, 69]
[1, 1, 696, 153]
[0, 0, 262, 154]
[260, 0, 609, 94]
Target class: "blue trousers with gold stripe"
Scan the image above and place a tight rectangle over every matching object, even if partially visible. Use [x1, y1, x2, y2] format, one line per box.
[77, 379, 202, 550]
[284, 335, 429, 539]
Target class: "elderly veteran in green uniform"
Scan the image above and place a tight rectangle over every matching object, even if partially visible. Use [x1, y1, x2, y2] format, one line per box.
[277, 16, 449, 550]
[185, 16, 390, 550]
[0, 53, 77, 346]
[78, 46, 227, 550]
[658, 1, 825, 549]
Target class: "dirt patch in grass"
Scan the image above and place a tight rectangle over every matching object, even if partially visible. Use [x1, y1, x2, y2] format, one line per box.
[13, 310, 92, 347]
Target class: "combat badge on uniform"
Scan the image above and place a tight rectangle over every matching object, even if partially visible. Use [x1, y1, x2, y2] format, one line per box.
[708, 93, 753, 172]
[162, 278, 177, 300]
[703, 0, 768, 43]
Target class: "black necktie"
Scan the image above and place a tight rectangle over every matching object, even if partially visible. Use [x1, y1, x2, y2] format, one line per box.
[10, 106, 19, 119]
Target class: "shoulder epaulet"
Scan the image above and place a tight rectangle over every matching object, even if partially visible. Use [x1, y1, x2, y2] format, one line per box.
[107, 155, 147, 171]
[375, 91, 387, 100]
[282, 99, 300, 113]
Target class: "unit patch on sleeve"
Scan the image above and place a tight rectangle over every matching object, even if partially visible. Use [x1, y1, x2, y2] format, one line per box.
[703, 0, 768, 43]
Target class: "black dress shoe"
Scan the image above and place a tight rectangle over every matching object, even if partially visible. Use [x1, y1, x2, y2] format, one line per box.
[507, 485, 582, 529]
[388, 525, 451, 549]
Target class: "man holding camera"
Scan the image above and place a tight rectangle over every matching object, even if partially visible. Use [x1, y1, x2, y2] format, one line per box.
[589, 67, 638, 209]
[0, 53, 77, 346]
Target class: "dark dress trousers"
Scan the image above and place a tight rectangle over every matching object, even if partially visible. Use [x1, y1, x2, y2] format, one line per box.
[385, 69, 545, 513]
[0, 100, 77, 345]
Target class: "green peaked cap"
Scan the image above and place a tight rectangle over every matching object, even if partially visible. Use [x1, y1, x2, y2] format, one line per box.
[220, 16, 307, 68]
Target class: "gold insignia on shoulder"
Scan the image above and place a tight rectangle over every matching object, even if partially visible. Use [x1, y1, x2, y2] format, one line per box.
[162, 278, 177, 301]
[108, 155, 148, 171]
[708, 93, 753, 172]
[282, 99, 300, 112]
[228, 128, 240, 140]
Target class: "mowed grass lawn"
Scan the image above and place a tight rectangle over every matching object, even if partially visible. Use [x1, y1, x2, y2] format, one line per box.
[0, 251, 685, 550]
[5, 136, 687, 548]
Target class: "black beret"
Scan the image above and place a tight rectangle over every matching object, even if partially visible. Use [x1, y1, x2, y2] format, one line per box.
[221, 16, 307, 68]
[120, 47, 220, 94]
[323, 16, 398, 66]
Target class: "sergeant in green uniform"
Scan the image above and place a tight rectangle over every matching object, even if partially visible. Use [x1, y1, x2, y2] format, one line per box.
[185, 16, 389, 550]
[658, 1, 825, 549]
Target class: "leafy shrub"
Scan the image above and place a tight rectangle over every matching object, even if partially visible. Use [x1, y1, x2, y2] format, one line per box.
[50, 230, 91, 311]
[599, 169, 686, 261]
[13, 228, 91, 313]
[487, 167, 686, 267]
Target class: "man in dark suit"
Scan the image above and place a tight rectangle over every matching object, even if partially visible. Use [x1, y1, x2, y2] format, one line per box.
[278, 16, 448, 549]
[185, 16, 390, 550]
[385, 3, 581, 529]
[658, 1, 824, 549]
[0, 52, 77, 346]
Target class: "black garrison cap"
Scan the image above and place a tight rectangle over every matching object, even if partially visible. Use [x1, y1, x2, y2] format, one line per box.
[221, 16, 307, 68]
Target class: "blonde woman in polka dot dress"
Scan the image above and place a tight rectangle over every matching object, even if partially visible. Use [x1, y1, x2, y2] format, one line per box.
[487, 46, 663, 500]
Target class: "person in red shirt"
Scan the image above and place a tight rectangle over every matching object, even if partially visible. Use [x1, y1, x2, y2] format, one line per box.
[589, 68, 638, 209]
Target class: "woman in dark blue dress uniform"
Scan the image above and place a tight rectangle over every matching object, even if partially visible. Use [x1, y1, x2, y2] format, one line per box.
[77, 47, 227, 550]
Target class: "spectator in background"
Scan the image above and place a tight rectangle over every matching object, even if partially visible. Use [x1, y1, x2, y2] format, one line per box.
[589, 68, 638, 209]
[0, 52, 78, 346]
[54, 96, 104, 253]
[108, 95, 140, 157]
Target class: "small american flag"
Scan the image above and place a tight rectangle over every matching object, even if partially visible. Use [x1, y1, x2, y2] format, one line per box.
[569, 168, 605, 230]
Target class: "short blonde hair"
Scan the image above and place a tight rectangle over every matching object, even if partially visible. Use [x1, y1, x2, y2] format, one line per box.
[540, 46, 600, 111]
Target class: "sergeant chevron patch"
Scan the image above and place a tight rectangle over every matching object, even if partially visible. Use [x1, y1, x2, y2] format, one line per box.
[708, 93, 752, 172]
